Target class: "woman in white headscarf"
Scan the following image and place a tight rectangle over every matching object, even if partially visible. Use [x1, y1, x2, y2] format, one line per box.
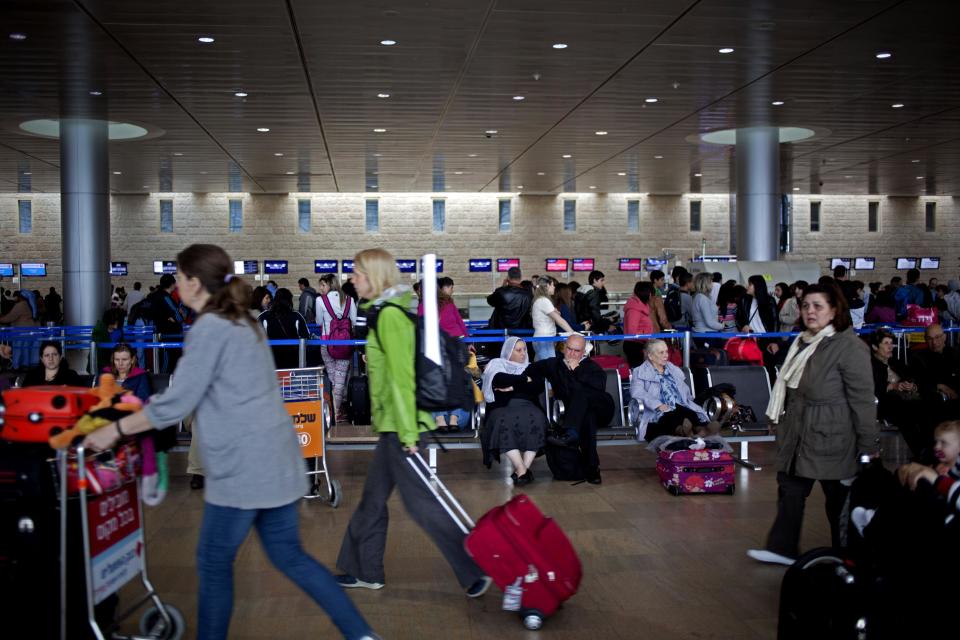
[480, 337, 546, 485]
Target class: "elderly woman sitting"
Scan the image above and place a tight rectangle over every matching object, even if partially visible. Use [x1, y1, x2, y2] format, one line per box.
[630, 339, 717, 440]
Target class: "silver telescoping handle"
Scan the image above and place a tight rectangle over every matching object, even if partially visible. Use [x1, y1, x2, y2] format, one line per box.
[405, 451, 476, 533]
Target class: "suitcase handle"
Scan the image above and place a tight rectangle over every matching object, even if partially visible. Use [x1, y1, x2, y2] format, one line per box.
[405, 451, 476, 534]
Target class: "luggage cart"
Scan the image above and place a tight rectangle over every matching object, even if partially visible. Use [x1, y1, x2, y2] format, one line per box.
[276, 366, 341, 507]
[55, 444, 184, 640]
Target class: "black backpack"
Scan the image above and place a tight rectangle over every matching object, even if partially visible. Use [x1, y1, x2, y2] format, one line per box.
[368, 302, 475, 412]
[664, 288, 683, 323]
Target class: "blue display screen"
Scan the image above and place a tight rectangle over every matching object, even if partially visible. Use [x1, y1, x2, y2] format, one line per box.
[396, 259, 417, 274]
[341, 260, 354, 274]
[0, 263, 15, 277]
[314, 260, 338, 274]
[645, 258, 667, 270]
[264, 260, 288, 275]
[110, 262, 128, 276]
[20, 263, 46, 277]
[469, 259, 492, 272]
[153, 260, 177, 274]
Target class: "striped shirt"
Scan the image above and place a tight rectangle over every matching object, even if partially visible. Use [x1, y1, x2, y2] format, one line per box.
[933, 456, 960, 524]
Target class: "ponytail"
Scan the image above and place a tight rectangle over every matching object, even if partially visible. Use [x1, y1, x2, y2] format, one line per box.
[175, 244, 260, 335]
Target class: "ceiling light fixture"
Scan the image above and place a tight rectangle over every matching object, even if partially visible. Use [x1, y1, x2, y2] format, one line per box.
[595, 130, 608, 135]
[617, 172, 626, 176]
[468, 153, 478, 157]
[771, 100, 785, 106]
[891, 103, 904, 108]
[694, 173, 702, 177]
[142, 185, 150, 189]
[513, 96, 525, 101]
[377, 93, 390, 98]
[22, 172, 31, 176]
[485, 129, 498, 134]
[234, 91, 248, 97]
[537, 172, 545, 176]
[9, 33, 27, 41]
[89, 90, 102, 97]
[373, 128, 387, 133]
[197, 36, 215, 43]
[793, 187, 800, 191]
[274, 152, 284, 157]
[286, 171, 295, 175]
[911, 159, 920, 163]
[562, 154, 572, 159]
[173, 152, 184, 156]
[113, 171, 122, 175]
[844, 175, 852, 179]
[454, 171, 463, 175]
[916, 176, 924, 179]
[373, 153, 383, 157]
[718, 47, 735, 54]
[589, 185, 596, 189]
[199, 171, 208, 175]
[552, 43, 568, 49]
[875, 51, 892, 59]
[517, 185, 524, 189]
[256, 127, 270, 132]
[645, 97, 658, 103]
[654, 155, 664, 159]
[380, 39, 397, 46]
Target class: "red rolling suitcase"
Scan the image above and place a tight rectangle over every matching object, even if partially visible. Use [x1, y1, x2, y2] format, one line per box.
[0, 386, 98, 443]
[406, 453, 581, 631]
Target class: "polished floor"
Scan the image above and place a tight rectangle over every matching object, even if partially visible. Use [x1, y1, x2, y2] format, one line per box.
[118, 442, 843, 640]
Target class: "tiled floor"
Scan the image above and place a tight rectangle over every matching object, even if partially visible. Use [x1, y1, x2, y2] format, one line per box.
[118, 442, 836, 639]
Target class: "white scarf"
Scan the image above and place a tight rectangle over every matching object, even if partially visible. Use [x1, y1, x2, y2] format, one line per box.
[765, 324, 836, 423]
[481, 336, 529, 403]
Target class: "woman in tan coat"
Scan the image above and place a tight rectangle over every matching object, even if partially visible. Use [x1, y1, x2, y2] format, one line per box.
[748, 283, 877, 565]
[0, 291, 40, 370]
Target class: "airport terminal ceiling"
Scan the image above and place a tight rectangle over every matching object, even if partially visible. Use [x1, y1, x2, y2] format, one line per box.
[0, 0, 958, 196]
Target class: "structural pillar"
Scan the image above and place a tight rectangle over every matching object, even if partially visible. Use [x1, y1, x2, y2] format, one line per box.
[60, 118, 110, 326]
[735, 126, 780, 261]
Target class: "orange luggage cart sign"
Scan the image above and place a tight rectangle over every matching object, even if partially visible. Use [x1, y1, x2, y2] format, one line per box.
[286, 400, 324, 458]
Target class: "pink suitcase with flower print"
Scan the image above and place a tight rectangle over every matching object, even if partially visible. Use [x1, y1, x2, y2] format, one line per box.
[656, 447, 736, 496]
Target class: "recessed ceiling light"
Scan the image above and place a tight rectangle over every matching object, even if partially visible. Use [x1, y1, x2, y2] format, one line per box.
[771, 100, 785, 106]
[373, 153, 383, 157]
[513, 96, 525, 101]
[844, 175, 852, 179]
[380, 39, 397, 46]
[468, 153, 478, 157]
[112, 171, 122, 175]
[552, 43, 568, 49]
[911, 159, 920, 163]
[617, 172, 627, 176]
[373, 128, 387, 133]
[234, 91, 248, 97]
[595, 130, 608, 135]
[916, 176, 924, 179]
[485, 129, 498, 134]
[718, 47, 735, 54]
[875, 51, 892, 59]
[9, 33, 27, 41]
[274, 152, 284, 157]
[537, 172, 545, 176]
[173, 152, 184, 156]
[562, 154, 572, 159]
[377, 93, 390, 98]
[654, 155, 664, 159]
[23, 172, 31, 176]
[197, 36, 215, 44]
[454, 171, 463, 175]
[142, 185, 150, 189]
[517, 185, 524, 189]
[257, 127, 270, 132]
[199, 171, 208, 174]
[645, 97, 658, 103]
[89, 90, 102, 97]
[286, 171, 295, 175]
[891, 103, 904, 108]
[589, 185, 596, 189]
[694, 173, 702, 177]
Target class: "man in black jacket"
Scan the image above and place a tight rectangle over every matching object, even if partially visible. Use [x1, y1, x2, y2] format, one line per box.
[575, 270, 611, 334]
[525, 334, 614, 484]
[487, 267, 533, 330]
[147, 273, 184, 372]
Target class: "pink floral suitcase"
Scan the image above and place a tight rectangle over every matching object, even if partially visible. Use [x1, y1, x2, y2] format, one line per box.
[656, 448, 736, 496]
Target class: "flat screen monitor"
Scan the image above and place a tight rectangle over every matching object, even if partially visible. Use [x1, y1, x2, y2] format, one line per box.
[314, 260, 338, 274]
[830, 258, 851, 270]
[396, 259, 417, 274]
[233, 260, 259, 275]
[618, 258, 642, 272]
[341, 260, 354, 274]
[110, 262, 128, 277]
[469, 258, 492, 273]
[572, 258, 594, 272]
[0, 263, 14, 277]
[497, 258, 520, 273]
[264, 260, 288, 275]
[420, 258, 444, 273]
[896, 257, 917, 270]
[645, 258, 667, 271]
[854, 257, 875, 271]
[920, 257, 940, 270]
[20, 263, 46, 277]
[153, 260, 177, 275]
[545, 258, 569, 273]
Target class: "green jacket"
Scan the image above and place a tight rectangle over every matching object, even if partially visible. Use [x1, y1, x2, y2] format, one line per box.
[364, 288, 432, 447]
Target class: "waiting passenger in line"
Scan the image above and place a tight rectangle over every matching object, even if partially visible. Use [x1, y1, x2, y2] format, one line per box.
[525, 333, 613, 485]
[83, 244, 378, 640]
[894, 268, 924, 319]
[250, 286, 272, 318]
[486, 266, 533, 331]
[21, 340, 80, 387]
[630, 339, 717, 441]
[335, 248, 491, 599]
[691, 272, 724, 340]
[870, 330, 928, 460]
[554, 283, 588, 333]
[865, 288, 897, 324]
[297, 277, 319, 324]
[748, 283, 876, 566]
[737, 275, 782, 362]
[480, 337, 546, 485]
[259, 287, 310, 369]
[317, 273, 358, 417]
[576, 270, 612, 334]
[623, 281, 654, 368]
[650, 269, 668, 298]
[673, 271, 695, 329]
[531, 276, 575, 362]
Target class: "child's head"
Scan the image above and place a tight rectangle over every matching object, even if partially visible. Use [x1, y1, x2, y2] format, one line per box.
[933, 421, 960, 467]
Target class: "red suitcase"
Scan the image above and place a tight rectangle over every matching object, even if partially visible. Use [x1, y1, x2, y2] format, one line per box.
[405, 453, 581, 631]
[0, 386, 98, 443]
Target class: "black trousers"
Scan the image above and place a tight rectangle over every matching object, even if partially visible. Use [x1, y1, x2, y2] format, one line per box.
[766, 472, 850, 558]
[561, 388, 614, 474]
[644, 406, 707, 440]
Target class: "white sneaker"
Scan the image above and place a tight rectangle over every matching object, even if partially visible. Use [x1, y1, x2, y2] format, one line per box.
[746, 549, 795, 566]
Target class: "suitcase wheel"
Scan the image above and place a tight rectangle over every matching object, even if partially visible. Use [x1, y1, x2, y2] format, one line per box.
[667, 485, 681, 496]
[521, 610, 545, 631]
[726, 485, 735, 495]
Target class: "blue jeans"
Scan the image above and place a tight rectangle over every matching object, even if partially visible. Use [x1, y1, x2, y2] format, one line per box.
[432, 408, 471, 429]
[197, 501, 371, 640]
[532, 339, 557, 362]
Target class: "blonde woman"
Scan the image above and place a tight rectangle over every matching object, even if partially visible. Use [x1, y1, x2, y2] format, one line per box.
[531, 276, 574, 361]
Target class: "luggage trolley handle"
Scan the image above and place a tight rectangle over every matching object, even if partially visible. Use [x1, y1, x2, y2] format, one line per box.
[405, 451, 476, 534]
